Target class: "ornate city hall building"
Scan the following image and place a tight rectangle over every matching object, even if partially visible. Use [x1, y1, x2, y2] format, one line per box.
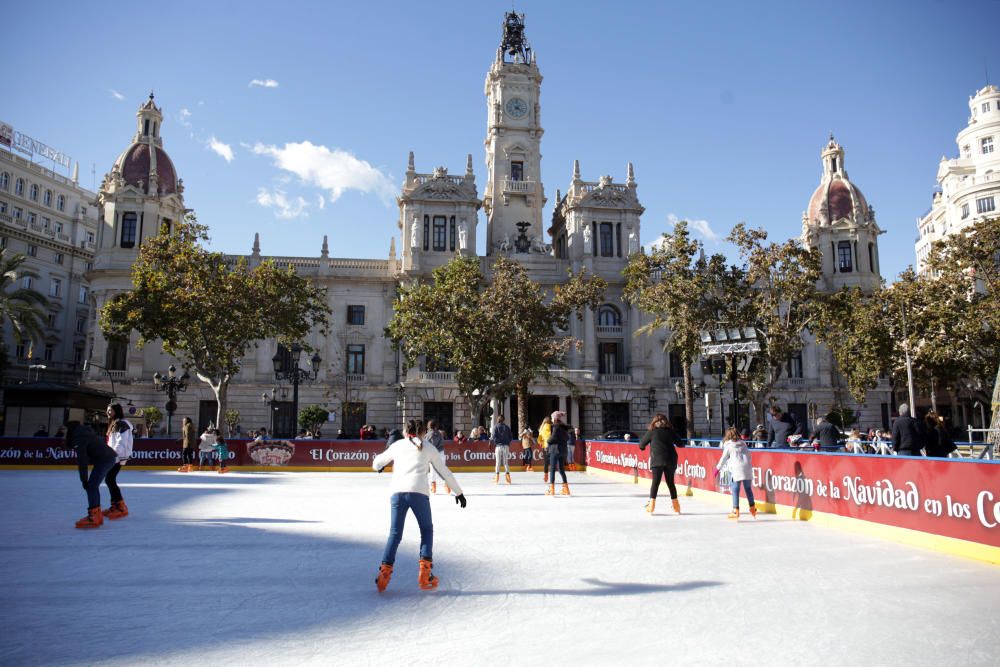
[80, 14, 891, 438]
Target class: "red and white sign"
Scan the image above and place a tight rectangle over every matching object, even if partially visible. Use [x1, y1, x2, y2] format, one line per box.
[585, 440, 1000, 548]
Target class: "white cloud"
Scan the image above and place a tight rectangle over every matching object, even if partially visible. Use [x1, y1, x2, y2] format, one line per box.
[249, 79, 279, 88]
[207, 136, 234, 163]
[109, 89, 125, 101]
[316, 194, 326, 210]
[667, 213, 722, 242]
[251, 141, 394, 204]
[178, 108, 192, 128]
[256, 188, 308, 219]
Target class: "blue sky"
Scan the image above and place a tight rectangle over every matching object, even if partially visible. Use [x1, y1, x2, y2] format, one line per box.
[4, 0, 999, 281]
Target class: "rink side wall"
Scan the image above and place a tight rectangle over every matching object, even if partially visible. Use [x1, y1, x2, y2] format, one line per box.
[0, 437, 578, 473]
[584, 440, 1000, 565]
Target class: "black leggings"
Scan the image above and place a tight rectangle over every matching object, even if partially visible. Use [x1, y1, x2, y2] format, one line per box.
[649, 465, 677, 500]
[547, 448, 567, 484]
[105, 463, 124, 503]
[182, 447, 196, 465]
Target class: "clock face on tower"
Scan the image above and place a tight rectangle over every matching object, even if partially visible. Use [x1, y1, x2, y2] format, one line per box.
[505, 97, 528, 119]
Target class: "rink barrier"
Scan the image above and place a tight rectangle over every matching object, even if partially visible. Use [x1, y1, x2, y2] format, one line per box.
[0, 437, 580, 473]
[584, 440, 1000, 565]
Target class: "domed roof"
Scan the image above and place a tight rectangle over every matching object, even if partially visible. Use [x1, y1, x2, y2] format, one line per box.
[114, 142, 178, 195]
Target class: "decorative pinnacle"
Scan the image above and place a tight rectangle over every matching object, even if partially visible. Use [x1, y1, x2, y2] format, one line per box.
[407, 151, 415, 173]
[321, 235, 329, 258]
[573, 159, 580, 180]
[466, 153, 474, 175]
[252, 232, 260, 254]
[627, 161, 635, 185]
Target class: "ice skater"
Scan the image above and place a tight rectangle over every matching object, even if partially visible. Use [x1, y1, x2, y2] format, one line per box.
[69, 421, 117, 529]
[545, 411, 570, 496]
[537, 415, 552, 480]
[490, 414, 513, 484]
[519, 427, 534, 471]
[102, 403, 134, 520]
[214, 429, 231, 474]
[198, 425, 217, 470]
[373, 420, 467, 592]
[638, 413, 685, 515]
[716, 427, 756, 520]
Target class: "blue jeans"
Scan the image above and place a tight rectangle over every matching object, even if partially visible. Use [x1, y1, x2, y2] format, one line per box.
[730, 479, 755, 509]
[381, 492, 433, 565]
[85, 459, 116, 508]
[548, 448, 566, 484]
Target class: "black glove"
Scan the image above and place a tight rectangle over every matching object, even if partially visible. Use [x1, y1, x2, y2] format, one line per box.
[455, 494, 467, 508]
[376, 466, 386, 473]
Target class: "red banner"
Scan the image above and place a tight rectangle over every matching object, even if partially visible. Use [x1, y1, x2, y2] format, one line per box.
[0, 438, 569, 470]
[585, 440, 1000, 548]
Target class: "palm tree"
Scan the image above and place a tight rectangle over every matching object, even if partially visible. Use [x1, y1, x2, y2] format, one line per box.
[1, 248, 49, 362]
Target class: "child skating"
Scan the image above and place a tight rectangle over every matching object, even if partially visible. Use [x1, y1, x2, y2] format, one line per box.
[716, 427, 757, 520]
[373, 420, 467, 592]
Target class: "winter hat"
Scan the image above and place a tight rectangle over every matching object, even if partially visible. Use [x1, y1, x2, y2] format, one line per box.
[550, 411, 565, 424]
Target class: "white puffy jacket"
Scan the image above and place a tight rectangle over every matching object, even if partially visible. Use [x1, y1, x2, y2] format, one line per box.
[373, 436, 463, 496]
[107, 419, 134, 463]
[717, 439, 753, 482]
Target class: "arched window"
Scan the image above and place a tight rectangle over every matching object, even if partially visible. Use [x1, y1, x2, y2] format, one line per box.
[837, 241, 852, 272]
[120, 212, 137, 248]
[597, 305, 621, 326]
[15, 178, 24, 196]
[43, 190, 52, 206]
[29, 184, 38, 201]
[0, 172, 9, 190]
[56, 195, 65, 211]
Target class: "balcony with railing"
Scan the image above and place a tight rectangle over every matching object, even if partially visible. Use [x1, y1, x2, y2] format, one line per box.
[596, 324, 623, 337]
[598, 373, 632, 385]
[345, 373, 366, 385]
[503, 179, 535, 194]
[417, 371, 456, 382]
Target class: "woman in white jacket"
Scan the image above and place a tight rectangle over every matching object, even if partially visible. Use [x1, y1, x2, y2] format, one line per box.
[372, 420, 467, 593]
[716, 427, 757, 520]
[103, 403, 134, 520]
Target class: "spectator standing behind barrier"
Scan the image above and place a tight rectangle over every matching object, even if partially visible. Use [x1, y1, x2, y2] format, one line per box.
[937, 415, 958, 457]
[565, 424, 577, 471]
[545, 411, 570, 496]
[425, 420, 448, 495]
[178, 417, 197, 473]
[68, 421, 117, 529]
[809, 416, 841, 451]
[490, 415, 513, 485]
[716, 427, 757, 520]
[751, 424, 767, 445]
[33, 424, 49, 437]
[638, 413, 686, 515]
[766, 406, 798, 448]
[891, 404, 923, 456]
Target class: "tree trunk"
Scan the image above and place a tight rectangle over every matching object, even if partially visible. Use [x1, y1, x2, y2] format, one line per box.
[682, 363, 694, 439]
[989, 362, 1000, 448]
[196, 372, 228, 432]
[517, 378, 529, 435]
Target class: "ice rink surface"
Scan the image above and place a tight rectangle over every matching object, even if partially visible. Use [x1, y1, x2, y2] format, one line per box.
[1, 469, 998, 666]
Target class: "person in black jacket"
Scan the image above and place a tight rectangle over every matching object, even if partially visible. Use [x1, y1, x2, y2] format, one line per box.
[809, 417, 841, 451]
[766, 406, 798, 448]
[545, 411, 570, 496]
[68, 421, 117, 529]
[638, 413, 686, 514]
[891, 403, 923, 456]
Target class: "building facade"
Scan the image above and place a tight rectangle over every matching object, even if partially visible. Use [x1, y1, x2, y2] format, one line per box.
[1, 141, 99, 386]
[916, 85, 1000, 273]
[80, 14, 891, 439]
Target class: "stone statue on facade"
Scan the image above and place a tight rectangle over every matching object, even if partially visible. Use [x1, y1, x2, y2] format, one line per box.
[410, 217, 420, 249]
[458, 219, 469, 253]
[628, 229, 639, 255]
[583, 223, 592, 253]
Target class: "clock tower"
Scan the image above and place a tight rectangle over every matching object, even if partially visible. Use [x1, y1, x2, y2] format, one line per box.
[483, 12, 547, 256]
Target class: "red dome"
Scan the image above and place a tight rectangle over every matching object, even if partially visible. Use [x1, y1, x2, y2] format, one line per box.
[807, 179, 868, 225]
[118, 143, 178, 195]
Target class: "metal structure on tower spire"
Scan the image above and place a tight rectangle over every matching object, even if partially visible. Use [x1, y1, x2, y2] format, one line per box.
[500, 12, 531, 63]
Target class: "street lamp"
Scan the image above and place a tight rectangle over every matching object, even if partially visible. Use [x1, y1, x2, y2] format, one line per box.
[28, 358, 47, 382]
[700, 327, 760, 433]
[272, 343, 321, 436]
[152, 364, 190, 436]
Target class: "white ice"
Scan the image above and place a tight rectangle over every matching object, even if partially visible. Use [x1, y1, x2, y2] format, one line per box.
[1, 470, 998, 666]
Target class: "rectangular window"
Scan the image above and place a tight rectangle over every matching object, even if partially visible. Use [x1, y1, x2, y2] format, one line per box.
[432, 215, 447, 251]
[44, 344, 54, 361]
[962, 203, 970, 219]
[27, 212, 36, 225]
[423, 215, 429, 251]
[510, 161, 523, 181]
[86, 231, 94, 243]
[668, 351, 684, 378]
[76, 317, 86, 334]
[105, 339, 127, 371]
[984, 102, 992, 113]
[0, 201, 5, 214]
[449, 216, 456, 252]
[41, 217, 49, 229]
[0, 236, 6, 248]
[55, 222, 63, 234]
[787, 352, 803, 379]
[977, 196, 996, 214]
[838, 241, 853, 272]
[22, 276, 33, 289]
[13, 207, 21, 220]
[78, 286, 88, 304]
[346, 344, 366, 375]
[27, 244, 37, 257]
[49, 278, 62, 298]
[599, 223, 614, 257]
[599, 342, 621, 374]
[47, 313, 56, 328]
[120, 212, 137, 248]
[74, 347, 84, 366]
[54, 253, 64, 265]
[86, 262, 93, 272]
[15, 343, 26, 359]
[347, 305, 365, 325]
[982, 137, 995, 154]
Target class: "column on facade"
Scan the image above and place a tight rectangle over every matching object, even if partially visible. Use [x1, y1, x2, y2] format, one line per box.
[583, 306, 596, 370]
[559, 394, 567, 417]
[570, 396, 580, 430]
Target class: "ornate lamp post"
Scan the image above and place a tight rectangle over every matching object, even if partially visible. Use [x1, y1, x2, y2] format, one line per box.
[152, 364, 190, 436]
[272, 343, 321, 437]
[700, 327, 760, 433]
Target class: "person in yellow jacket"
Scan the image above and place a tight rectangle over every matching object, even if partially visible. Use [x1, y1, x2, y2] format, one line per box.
[537, 416, 552, 480]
